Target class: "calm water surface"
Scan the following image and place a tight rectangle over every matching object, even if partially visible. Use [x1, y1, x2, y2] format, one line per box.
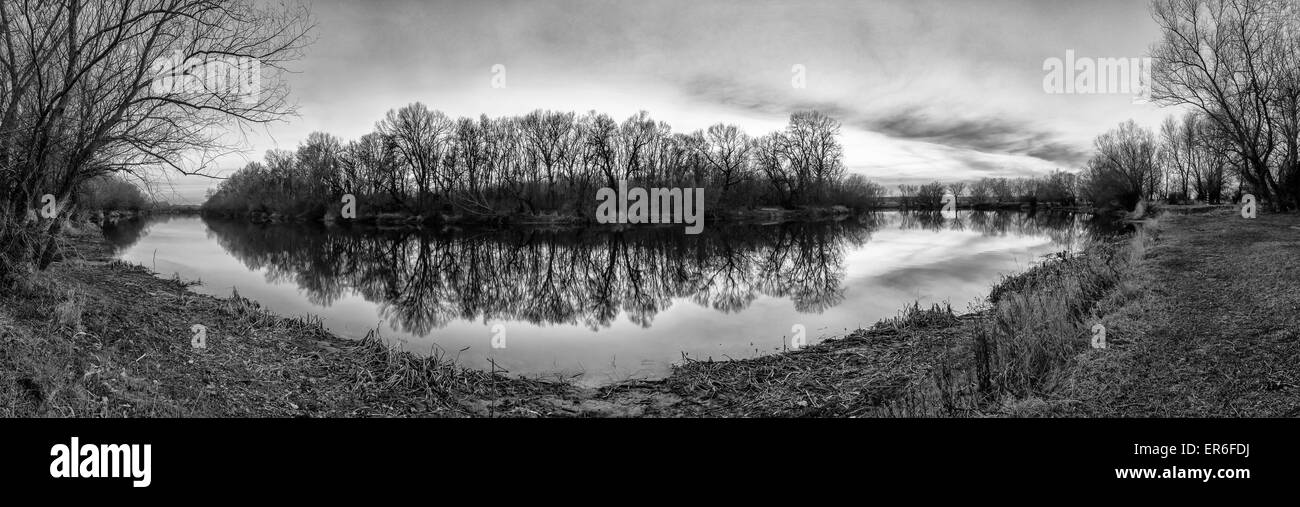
[103, 211, 1111, 386]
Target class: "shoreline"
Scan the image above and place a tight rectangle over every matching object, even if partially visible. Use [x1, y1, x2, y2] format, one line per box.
[193, 201, 1098, 230]
[3, 207, 1295, 417]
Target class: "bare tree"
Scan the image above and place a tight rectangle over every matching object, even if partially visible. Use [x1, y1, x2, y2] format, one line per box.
[948, 181, 968, 199]
[585, 112, 620, 190]
[377, 103, 452, 211]
[0, 0, 313, 275]
[1149, 0, 1299, 209]
[969, 179, 994, 204]
[1083, 120, 1162, 210]
[617, 110, 658, 183]
[753, 133, 795, 206]
[785, 110, 844, 203]
[697, 123, 752, 206]
[1160, 115, 1192, 201]
[520, 110, 576, 208]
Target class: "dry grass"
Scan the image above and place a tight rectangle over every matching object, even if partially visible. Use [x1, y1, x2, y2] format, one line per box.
[896, 217, 1161, 416]
[0, 227, 585, 417]
[873, 301, 961, 331]
[1047, 209, 1300, 416]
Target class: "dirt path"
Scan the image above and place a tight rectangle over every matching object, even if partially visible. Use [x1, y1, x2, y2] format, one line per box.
[1057, 210, 1300, 416]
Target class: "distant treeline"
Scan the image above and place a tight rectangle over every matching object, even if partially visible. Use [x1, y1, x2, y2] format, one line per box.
[888, 111, 1251, 214]
[68, 174, 201, 216]
[201, 108, 890, 220]
[894, 170, 1081, 209]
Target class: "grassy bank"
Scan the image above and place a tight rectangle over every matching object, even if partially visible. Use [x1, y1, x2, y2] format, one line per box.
[1048, 209, 1300, 416]
[2, 209, 1294, 417]
[0, 225, 584, 417]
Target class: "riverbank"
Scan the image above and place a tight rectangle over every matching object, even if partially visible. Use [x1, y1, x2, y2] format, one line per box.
[0, 225, 581, 417]
[204, 201, 1096, 229]
[2, 208, 1293, 417]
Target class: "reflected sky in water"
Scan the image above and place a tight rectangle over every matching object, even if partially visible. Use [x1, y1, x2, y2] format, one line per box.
[105, 211, 1109, 385]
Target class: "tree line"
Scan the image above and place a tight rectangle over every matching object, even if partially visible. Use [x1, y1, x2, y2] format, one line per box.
[202, 107, 891, 219]
[1082, 0, 1300, 211]
[894, 170, 1082, 209]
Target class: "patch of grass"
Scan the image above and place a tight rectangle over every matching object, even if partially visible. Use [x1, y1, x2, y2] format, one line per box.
[873, 301, 959, 331]
[1046, 210, 1300, 416]
[983, 242, 1130, 392]
[52, 288, 87, 332]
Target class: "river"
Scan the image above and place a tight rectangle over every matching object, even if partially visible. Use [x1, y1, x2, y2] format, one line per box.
[102, 210, 1114, 386]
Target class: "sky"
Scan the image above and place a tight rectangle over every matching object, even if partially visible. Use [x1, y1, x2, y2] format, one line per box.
[160, 0, 1173, 204]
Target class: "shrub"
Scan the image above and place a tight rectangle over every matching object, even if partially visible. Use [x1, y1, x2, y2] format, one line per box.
[76, 174, 148, 211]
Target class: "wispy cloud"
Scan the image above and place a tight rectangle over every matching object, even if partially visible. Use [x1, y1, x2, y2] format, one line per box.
[678, 73, 1090, 166]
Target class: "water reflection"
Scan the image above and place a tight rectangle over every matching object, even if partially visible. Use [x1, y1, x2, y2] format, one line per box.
[103, 211, 1111, 340]
[100, 214, 186, 253]
[192, 217, 873, 335]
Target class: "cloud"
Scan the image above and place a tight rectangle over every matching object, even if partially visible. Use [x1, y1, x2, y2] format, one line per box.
[866, 106, 1091, 165]
[677, 73, 1090, 166]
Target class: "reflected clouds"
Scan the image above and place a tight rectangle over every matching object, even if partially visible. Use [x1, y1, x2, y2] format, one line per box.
[103, 211, 1115, 338]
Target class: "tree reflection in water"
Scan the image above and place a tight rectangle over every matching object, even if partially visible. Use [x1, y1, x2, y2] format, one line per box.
[102, 211, 1115, 338]
[196, 217, 875, 335]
